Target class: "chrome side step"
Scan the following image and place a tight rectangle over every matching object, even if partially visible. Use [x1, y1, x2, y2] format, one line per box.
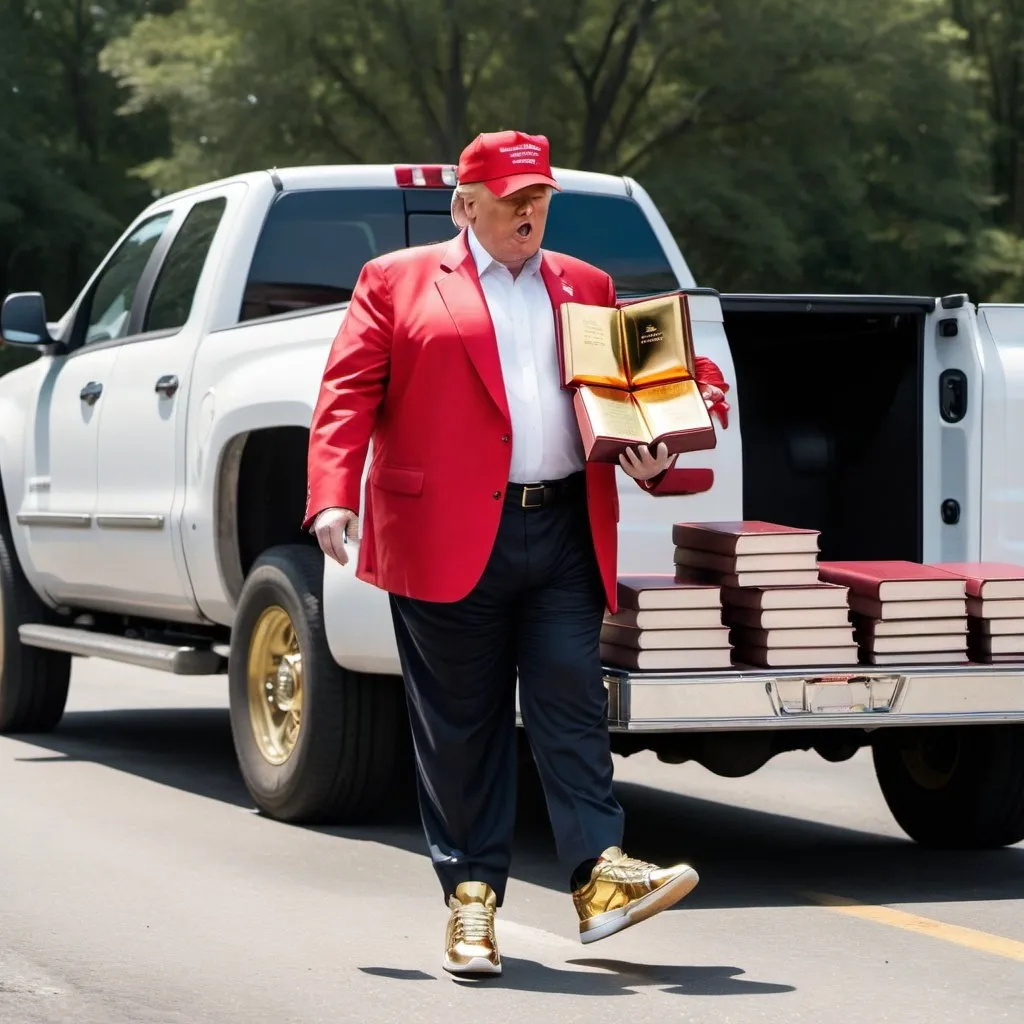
[18, 625, 225, 675]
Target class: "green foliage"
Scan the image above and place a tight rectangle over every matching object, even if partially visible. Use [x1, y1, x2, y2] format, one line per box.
[6, 0, 1024, 341]
[0, 1, 182, 325]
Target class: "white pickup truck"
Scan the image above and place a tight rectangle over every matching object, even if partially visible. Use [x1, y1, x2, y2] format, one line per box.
[2, 163, 1024, 850]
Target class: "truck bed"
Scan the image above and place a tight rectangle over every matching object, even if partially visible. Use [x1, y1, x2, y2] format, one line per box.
[603, 661, 1024, 731]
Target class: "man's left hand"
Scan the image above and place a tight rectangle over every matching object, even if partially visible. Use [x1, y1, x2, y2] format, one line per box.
[619, 442, 677, 481]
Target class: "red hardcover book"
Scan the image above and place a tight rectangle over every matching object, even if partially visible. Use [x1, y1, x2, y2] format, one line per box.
[817, 561, 965, 601]
[967, 597, 1024, 618]
[676, 566, 820, 588]
[616, 574, 721, 611]
[732, 645, 860, 668]
[930, 562, 1024, 601]
[720, 583, 849, 610]
[849, 596, 967, 619]
[600, 643, 733, 671]
[671, 521, 820, 556]
[557, 292, 716, 462]
[673, 547, 819, 574]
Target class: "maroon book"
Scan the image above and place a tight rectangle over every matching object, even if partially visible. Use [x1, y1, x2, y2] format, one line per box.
[817, 561, 965, 601]
[671, 521, 820, 556]
[616, 574, 721, 611]
[931, 562, 1024, 601]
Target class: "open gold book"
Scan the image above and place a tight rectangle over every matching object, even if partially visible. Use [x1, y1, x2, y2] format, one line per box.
[557, 292, 716, 462]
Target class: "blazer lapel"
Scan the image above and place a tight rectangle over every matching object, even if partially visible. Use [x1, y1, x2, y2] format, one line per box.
[436, 233, 510, 421]
[540, 251, 574, 320]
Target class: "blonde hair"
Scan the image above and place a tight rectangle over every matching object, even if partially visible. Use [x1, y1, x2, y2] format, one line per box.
[451, 181, 487, 228]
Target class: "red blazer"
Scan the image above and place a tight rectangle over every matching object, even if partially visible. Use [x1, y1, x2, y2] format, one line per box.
[304, 231, 727, 612]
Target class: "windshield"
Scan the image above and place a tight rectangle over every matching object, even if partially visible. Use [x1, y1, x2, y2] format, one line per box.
[408, 192, 679, 298]
[240, 187, 680, 322]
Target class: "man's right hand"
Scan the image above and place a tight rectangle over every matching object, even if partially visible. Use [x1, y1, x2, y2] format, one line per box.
[312, 507, 359, 566]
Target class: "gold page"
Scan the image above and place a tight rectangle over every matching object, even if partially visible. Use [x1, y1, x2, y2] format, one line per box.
[634, 379, 709, 442]
[577, 385, 651, 443]
[620, 295, 692, 389]
[560, 304, 627, 388]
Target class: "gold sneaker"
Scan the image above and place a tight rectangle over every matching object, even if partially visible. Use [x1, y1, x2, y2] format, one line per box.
[443, 882, 502, 977]
[572, 847, 699, 944]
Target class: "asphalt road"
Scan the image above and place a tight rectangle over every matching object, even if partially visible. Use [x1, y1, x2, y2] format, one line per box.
[1, 659, 1022, 1024]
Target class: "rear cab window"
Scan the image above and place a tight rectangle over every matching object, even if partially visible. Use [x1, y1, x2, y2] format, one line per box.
[239, 184, 678, 322]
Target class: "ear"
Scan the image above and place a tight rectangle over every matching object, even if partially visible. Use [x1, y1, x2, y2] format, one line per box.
[451, 193, 470, 229]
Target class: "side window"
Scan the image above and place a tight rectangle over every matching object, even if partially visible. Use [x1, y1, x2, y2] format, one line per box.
[240, 189, 405, 322]
[408, 213, 459, 247]
[84, 213, 173, 344]
[145, 197, 227, 333]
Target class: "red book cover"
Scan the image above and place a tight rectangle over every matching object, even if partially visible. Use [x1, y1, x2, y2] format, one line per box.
[616, 574, 721, 611]
[817, 561, 966, 602]
[930, 562, 1024, 600]
[672, 521, 820, 556]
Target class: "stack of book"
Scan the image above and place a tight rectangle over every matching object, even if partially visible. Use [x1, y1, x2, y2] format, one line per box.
[672, 521, 858, 667]
[817, 561, 968, 665]
[932, 562, 1024, 663]
[600, 574, 731, 671]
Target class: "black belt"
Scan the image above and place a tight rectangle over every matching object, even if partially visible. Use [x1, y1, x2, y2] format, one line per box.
[505, 473, 585, 509]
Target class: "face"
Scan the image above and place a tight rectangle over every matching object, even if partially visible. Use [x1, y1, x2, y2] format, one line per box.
[464, 184, 552, 269]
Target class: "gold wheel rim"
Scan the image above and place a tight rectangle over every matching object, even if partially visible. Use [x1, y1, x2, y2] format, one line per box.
[246, 605, 303, 765]
[901, 733, 960, 791]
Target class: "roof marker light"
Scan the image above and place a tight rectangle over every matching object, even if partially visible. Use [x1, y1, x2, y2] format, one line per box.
[394, 164, 458, 188]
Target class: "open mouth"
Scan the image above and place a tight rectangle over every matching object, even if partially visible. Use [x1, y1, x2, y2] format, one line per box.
[517, 224, 532, 238]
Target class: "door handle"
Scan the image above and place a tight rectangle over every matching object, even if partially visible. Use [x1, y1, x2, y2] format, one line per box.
[939, 369, 967, 423]
[79, 381, 103, 405]
[155, 374, 179, 398]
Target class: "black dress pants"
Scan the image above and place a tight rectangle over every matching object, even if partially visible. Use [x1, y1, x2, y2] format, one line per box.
[389, 474, 625, 906]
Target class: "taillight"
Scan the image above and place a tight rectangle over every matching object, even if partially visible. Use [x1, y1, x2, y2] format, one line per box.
[394, 165, 457, 187]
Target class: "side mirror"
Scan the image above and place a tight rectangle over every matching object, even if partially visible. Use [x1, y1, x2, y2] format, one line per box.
[1, 292, 53, 348]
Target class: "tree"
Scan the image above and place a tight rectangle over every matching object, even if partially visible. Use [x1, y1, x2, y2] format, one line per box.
[0, 1, 178, 318]
[100, 0, 713, 188]
[639, 0, 1002, 294]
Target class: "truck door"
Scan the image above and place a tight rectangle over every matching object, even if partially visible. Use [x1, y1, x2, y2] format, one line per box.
[971, 303, 1024, 564]
[922, 295, 986, 564]
[18, 211, 174, 604]
[93, 187, 236, 619]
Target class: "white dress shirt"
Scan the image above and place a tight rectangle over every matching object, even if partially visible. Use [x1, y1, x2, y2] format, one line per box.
[467, 228, 585, 484]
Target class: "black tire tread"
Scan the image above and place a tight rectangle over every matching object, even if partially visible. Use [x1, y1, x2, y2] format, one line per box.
[0, 511, 71, 733]
[228, 544, 409, 824]
[873, 725, 1024, 849]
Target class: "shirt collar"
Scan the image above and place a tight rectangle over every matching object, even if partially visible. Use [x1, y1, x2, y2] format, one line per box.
[466, 227, 542, 278]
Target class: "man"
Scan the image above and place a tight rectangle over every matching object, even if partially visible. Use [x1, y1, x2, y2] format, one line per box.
[304, 130, 729, 979]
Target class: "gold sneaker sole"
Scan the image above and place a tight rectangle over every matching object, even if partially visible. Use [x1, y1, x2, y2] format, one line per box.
[579, 866, 699, 944]
[442, 954, 503, 977]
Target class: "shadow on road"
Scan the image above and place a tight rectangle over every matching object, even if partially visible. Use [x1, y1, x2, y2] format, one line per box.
[359, 958, 796, 996]
[12, 704, 1024, 914]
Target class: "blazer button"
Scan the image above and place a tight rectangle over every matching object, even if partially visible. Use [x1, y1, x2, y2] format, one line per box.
[501, 433, 510, 443]
[493, 490, 501, 500]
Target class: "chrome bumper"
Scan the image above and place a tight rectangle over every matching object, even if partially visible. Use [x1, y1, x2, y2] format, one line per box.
[603, 663, 1024, 732]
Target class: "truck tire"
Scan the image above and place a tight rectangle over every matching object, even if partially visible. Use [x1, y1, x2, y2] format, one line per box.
[227, 543, 410, 824]
[0, 517, 71, 733]
[873, 725, 1024, 849]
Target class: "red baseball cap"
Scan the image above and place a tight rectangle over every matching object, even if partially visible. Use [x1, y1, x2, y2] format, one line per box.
[456, 130, 561, 197]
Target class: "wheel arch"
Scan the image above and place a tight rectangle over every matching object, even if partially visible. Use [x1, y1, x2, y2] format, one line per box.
[211, 424, 316, 609]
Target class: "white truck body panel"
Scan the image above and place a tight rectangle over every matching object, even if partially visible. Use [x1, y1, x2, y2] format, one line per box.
[921, 300, 984, 563]
[976, 304, 1024, 565]
[3, 161, 1024, 738]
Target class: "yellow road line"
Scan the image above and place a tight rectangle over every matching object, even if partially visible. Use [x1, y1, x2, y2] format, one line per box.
[804, 891, 1024, 964]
